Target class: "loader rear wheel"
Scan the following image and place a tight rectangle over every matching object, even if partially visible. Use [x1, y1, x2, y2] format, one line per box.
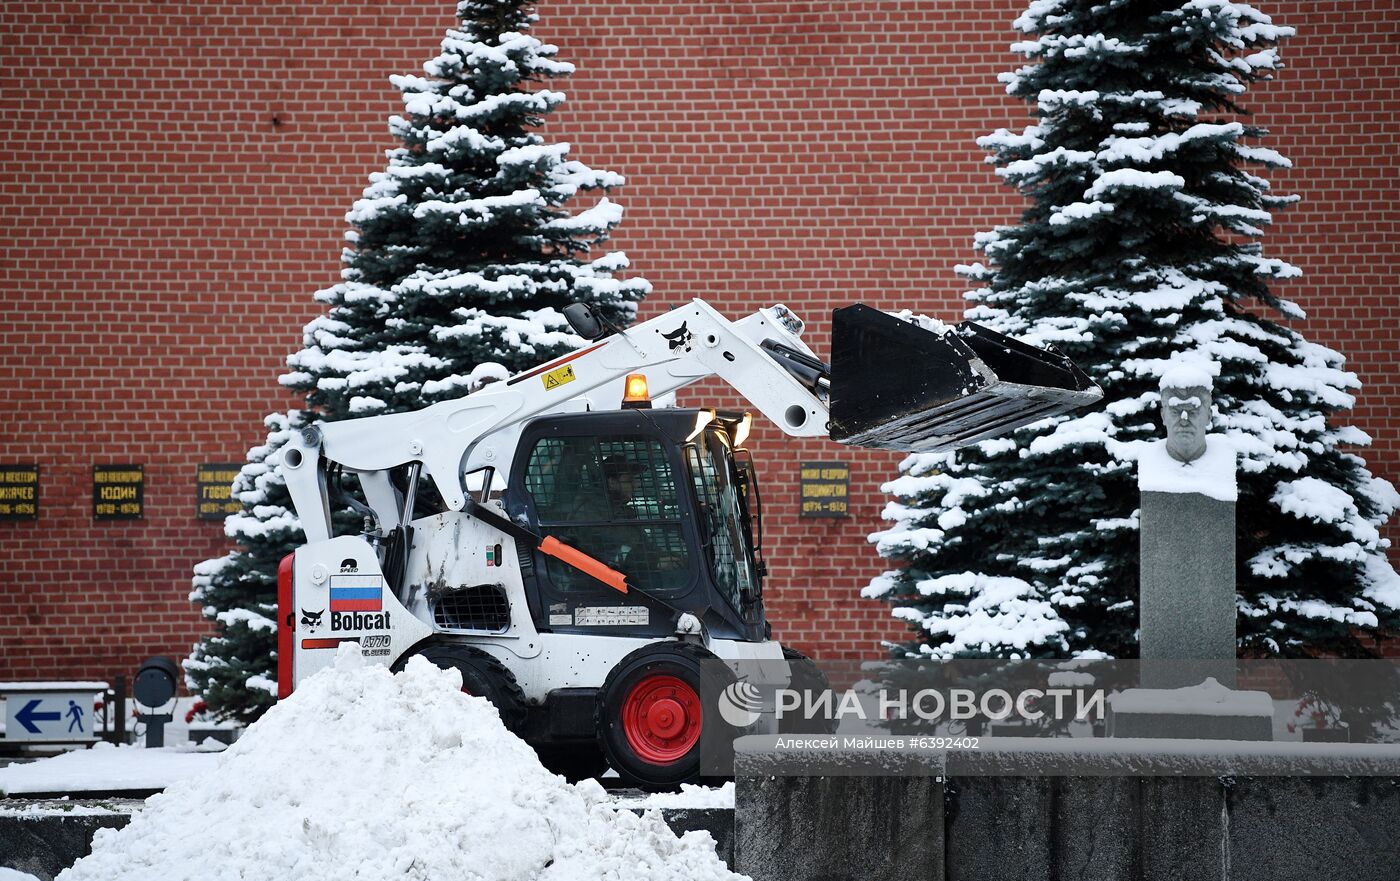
[595, 642, 730, 790]
[409, 643, 528, 733]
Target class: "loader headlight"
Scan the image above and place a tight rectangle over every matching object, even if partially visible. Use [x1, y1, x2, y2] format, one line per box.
[733, 413, 752, 447]
[687, 409, 714, 440]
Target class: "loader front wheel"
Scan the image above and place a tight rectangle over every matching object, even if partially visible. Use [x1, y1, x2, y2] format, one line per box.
[596, 642, 727, 790]
[409, 643, 528, 733]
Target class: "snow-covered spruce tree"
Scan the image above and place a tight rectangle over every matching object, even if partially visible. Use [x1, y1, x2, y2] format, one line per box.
[187, 412, 308, 720]
[188, 0, 649, 722]
[866, 1, 1399, 660]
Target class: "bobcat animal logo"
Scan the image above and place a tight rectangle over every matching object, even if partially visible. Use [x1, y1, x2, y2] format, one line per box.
[661, 322, 692, 351]
[300, 608, 324, 632]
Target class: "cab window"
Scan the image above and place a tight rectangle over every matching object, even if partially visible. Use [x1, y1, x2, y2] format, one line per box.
[523, 435, 690, 596]
[685, 429, 757, 611]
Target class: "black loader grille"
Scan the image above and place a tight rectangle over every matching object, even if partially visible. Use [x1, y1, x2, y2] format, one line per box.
[432, 584, 510, 632]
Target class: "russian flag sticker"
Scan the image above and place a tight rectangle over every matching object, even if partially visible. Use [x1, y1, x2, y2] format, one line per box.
[329, 575, 383, 612]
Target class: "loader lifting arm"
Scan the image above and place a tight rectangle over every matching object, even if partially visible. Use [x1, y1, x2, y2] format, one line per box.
[278, 300, 1101, 545]
[280, 300, 831, 544]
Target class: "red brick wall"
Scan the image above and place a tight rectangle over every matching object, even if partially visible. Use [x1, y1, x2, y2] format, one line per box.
[1, 2, 1395, 683]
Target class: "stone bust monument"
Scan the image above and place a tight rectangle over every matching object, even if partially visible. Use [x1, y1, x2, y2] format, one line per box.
[1135, 358, 1240, 690]
[1161, 376, 1211, 463]
[1137, 362, 1236, 501]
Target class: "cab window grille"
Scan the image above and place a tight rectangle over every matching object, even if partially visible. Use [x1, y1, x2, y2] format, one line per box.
[524, 434, 689, 596]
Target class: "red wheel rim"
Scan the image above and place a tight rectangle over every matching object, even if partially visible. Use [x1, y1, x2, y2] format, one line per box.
[621, 674, 703, 765]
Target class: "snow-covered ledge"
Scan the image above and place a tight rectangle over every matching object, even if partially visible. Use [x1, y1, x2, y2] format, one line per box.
[1106, 678, 1273, 741]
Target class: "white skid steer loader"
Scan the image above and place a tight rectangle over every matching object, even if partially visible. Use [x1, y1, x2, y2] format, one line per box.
[276, 300, 1100, 787]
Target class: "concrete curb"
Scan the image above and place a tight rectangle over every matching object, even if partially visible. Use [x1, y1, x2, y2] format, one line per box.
[734, 740, 1400, 881]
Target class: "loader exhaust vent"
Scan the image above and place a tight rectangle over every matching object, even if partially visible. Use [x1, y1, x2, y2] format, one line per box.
[431, 583, 510, 632]
[828, 305, 1103, 453]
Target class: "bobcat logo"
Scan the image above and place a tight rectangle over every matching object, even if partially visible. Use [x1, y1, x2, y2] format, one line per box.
[300, 608, 324, 632]
[661, 322, 692, 351]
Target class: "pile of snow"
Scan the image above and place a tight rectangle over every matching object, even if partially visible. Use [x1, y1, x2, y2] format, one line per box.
[59, 646, 742, 881]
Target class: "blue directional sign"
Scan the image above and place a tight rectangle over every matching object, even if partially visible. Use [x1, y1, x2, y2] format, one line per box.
[2, 689, 99, 742]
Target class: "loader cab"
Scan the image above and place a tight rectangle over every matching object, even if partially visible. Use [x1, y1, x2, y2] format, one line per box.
[502, 408, 767, 643]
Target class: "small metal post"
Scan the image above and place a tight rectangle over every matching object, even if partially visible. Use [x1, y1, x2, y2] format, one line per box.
[141, 713, 173, 748]
[114, 675, 127, 745]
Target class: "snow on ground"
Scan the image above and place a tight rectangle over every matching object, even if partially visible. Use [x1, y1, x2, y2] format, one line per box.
[0, 743, 222, 796]
[0, 868, 41, 881]
[613, 782, 735, 810]
[56, 645, 743, 881]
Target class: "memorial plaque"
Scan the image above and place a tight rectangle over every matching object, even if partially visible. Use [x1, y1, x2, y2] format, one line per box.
[93, 464, 143, 520]
[196, 463, 243, 520]
[799, 460, 850, 518]
[0, 464, 39, 520]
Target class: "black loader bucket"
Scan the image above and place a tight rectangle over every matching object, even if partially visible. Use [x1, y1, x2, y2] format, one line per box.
[827, 304, 1102, 453]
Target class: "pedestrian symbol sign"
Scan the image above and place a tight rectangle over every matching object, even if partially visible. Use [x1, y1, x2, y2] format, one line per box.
[2, 688, 99, 742]
[66, 700, 86, 733]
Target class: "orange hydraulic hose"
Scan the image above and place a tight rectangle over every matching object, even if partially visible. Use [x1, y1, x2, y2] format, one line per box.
[538, 536, 629, 594]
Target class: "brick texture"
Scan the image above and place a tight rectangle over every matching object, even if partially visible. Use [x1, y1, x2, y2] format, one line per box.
[1, 2, 1396, 683]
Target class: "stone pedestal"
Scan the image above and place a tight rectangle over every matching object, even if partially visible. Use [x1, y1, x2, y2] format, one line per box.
[1139, 489, 1236, 688]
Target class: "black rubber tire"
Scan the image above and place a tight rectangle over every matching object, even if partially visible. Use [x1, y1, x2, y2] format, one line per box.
[595, 641, 731, 791]
[535, 744, 611, 783]
[778, 647, 838, 735]
[407, 642, 528, 733]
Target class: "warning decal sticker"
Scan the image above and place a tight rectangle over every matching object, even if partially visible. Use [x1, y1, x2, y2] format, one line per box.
[542, 364, 576, 391]
[574, 606, 648, 627]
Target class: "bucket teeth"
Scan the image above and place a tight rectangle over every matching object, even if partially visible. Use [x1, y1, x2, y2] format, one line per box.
[827, 305, 1102, 453]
